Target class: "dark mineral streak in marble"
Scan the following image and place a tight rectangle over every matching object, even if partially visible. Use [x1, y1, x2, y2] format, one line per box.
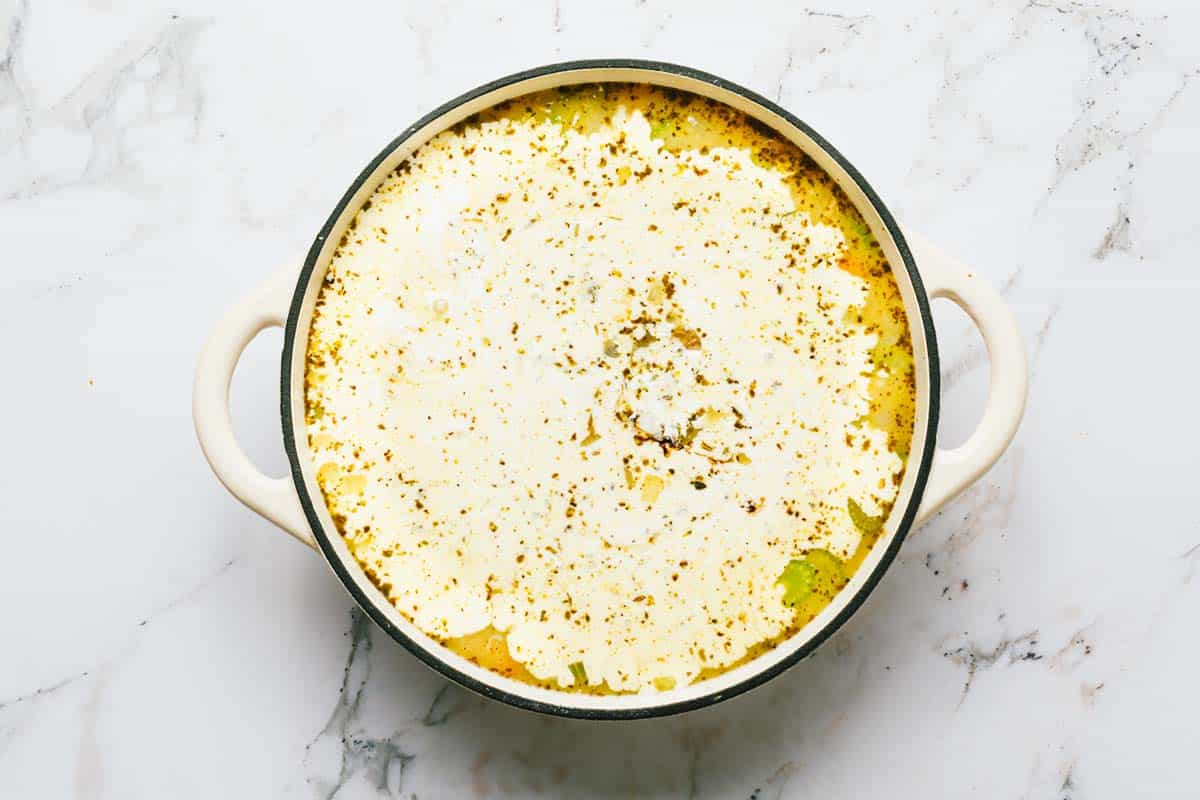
[421, 684, 463, 726]
[1180, 541, 1200, 584]
[942, 630, 1042, 700]
[305, 609, 414, 799]
[1060, 763, 1077, 799]
[0, 671, 89, 710]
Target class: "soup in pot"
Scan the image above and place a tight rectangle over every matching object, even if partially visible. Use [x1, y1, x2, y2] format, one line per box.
[304, 84, 915, 694]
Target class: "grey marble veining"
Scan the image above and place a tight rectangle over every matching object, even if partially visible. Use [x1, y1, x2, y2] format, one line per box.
[2, 0, 1199, 797]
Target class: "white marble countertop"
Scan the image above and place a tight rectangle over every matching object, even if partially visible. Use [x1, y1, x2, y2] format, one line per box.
[3, 0, 1199, 797]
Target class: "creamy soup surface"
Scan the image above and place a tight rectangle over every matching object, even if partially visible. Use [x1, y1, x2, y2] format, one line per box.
[305, 84, 915, 694]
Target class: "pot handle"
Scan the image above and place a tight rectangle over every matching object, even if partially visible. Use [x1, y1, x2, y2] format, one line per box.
[908, 232, 1028, 526]
[193, 266, 316, 549]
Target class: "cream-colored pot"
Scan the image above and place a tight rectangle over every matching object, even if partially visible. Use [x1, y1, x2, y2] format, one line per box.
[194, 60, 1027, 719]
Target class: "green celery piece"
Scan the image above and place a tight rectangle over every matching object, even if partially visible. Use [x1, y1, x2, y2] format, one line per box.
[777, 559, 817, 607]
[804, 549, 845, 584]
[777, 549, 846, 608]
[568, 661, 588, 685]
[848, 498, 884, 536]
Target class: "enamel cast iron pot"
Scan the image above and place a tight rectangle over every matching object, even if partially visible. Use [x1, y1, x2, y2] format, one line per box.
[194, 60, 1028, 719]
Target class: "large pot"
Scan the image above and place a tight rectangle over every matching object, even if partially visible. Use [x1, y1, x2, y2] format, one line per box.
[193, 60, 1027, 719]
